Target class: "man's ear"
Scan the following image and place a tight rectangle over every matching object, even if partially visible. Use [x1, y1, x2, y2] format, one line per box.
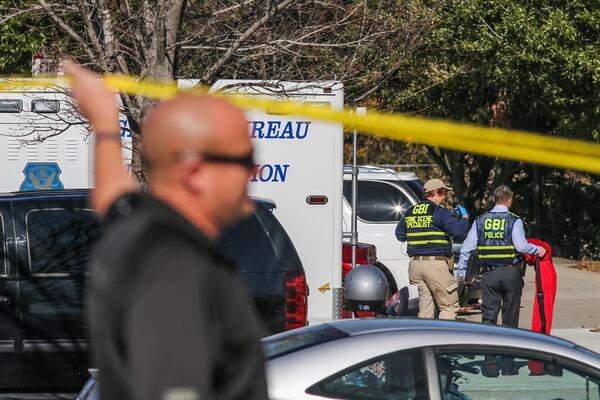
[183, 161, 204, 195]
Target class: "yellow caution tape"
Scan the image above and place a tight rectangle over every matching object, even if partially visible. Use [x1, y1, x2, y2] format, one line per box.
[1, 75, 600, 174]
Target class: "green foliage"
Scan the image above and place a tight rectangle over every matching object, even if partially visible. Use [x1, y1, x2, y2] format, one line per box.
[0, 0, 72, 74]
[0, 12, 46, 74]
[377, 0, 600, 258]
[392, 0, 600, 140]
[536, 172, 600, 259]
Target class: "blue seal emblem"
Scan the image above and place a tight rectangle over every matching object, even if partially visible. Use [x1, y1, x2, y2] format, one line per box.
[20, 162, 64, 191]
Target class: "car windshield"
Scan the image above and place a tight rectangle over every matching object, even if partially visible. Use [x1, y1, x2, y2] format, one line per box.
[262, 324, 349, 360]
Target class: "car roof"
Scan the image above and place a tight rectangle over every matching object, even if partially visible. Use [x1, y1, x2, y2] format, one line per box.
[0, 189, 276, 208]
[0, 188, 90, 200]
[327, 318, 580, 350]
[394, 171, 420, 180]
[343, 165, 419, 181]
[252, 197, 276, 210]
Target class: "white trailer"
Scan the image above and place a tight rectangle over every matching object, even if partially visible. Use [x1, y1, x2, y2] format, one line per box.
[0, 81, 131, 192]
[209, 80, 345, 325]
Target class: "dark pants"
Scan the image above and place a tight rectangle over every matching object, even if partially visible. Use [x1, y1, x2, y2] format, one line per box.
[481, 266, 523, 328]
[481, 266, 523, 373]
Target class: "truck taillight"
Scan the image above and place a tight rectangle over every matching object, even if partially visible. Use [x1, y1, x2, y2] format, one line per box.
[341, 243, 378, 319]
[342, 243, 377, 265]
[341, 262, 352, 319]
[284, 272, 308, 330]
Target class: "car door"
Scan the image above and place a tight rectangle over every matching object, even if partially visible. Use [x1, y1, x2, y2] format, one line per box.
[0, 200, 21, 387]
[219, 206, 287, 334]
[13, 194, 100, 389]
[432, 346, 600, 400]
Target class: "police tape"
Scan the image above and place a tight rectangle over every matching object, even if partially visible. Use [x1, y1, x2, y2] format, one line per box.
[2, 75, 600, 175]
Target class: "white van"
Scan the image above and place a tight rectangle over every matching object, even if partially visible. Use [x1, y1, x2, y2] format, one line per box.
[0, 81, 131, 192]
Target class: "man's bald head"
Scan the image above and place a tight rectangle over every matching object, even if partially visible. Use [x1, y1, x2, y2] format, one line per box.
[142, 95, 251, 177]
[140, 94, 255, 236]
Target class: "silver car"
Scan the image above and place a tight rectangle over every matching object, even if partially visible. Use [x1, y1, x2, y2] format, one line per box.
[264, 319, 600, 400]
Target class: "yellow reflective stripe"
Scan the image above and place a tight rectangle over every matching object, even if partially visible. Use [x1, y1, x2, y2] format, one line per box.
[407, 231, 448, 237]
[408, 240, 450, 245]
[478, 245, 515, 250]
[478, 254, 516, 259]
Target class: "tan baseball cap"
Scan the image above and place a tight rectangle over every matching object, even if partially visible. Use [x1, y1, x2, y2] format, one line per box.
[423, 178, 452, 193]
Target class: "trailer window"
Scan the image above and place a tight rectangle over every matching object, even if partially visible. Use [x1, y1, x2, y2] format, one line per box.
[26, 209, 101, 275]
[31, 99, 60, 113]
[0, 99, 23, 113]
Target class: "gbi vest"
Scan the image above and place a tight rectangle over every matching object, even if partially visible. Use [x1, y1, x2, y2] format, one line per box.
[476, 211, 519, 266]
[404, 201, 451, 256]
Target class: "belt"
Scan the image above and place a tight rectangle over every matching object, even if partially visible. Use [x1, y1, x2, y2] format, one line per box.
[480, 265, 517, 273]
[411, 256, 450, 261]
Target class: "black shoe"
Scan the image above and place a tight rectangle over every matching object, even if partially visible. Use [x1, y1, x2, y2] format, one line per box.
[502, 367, 519, 376]
[482, 363, 499, 377]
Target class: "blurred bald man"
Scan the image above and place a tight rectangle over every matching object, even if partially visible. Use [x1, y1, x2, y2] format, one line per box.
[66, 63, 267, 400]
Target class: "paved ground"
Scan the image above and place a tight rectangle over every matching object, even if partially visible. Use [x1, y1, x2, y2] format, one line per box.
[458, 257, 600, 353]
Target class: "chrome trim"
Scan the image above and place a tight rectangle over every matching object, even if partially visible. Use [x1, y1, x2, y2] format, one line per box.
[23, 339, 87, 352]
[0, 340, 15, 353]
[424, 346, 442, 400]
[0, 212, 7, 276]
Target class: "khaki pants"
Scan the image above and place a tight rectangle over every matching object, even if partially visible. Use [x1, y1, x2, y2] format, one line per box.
[409, 258, 459, 320]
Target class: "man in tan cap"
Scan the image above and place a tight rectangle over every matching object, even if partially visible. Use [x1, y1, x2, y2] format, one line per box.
[395, 178, 469, 319]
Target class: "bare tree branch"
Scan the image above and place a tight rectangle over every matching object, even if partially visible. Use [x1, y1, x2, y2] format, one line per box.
[97, 0, 118, 64]
[0, 5, 44, 25]
[37, 0, 96, 62]
[200, 0, 295, 83]
[21, 0, 443, 185]
[427, 148, 452, 178]
[73, 0, 109, 70]
[212, 0, 255, 17]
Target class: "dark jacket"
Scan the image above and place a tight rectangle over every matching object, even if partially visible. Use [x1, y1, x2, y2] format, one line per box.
[396, 199, 469, 256]
[89, 193, 268, 400]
